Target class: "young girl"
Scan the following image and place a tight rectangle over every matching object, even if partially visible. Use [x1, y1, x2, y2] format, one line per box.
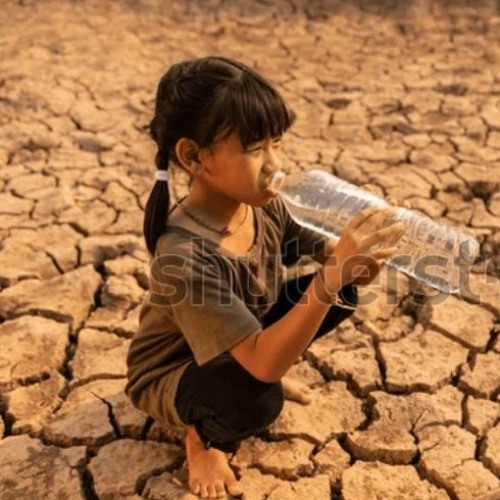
[126, 56, 405, 499]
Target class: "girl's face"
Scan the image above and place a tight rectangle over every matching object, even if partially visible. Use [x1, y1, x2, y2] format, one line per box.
[199, 131, 284, 206]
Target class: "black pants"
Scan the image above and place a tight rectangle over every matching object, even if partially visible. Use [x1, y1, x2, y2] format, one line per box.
[174, 273, 358, 453]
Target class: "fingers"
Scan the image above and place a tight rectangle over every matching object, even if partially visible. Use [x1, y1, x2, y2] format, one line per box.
[371, 246, 399, 259]
[349, 206, 379, 230]
[355, 207, 397, 235]
[363, 222, 405, 249]
[349, 206, 392, 231]
[361, 183, 375, 193]
[386, 194, 412, 209]
[360, 184, 413, 210]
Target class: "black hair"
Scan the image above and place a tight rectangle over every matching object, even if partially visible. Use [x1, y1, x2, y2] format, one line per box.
[143, 56, 295, 255]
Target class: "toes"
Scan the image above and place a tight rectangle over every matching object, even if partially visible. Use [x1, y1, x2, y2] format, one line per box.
[299, 390, 312, 405]
[226, 479, 244, 497]
[282, 376, 312, 405]
[190, 480, 201, 496]
[200, 484, 210, 499]
[207, 484, 218, 499]
[293, 388, 312, 405]
[214, 481, 226, 498]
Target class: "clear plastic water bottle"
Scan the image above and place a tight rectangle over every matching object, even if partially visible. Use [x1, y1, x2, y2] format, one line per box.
[269, 169, 480, 294]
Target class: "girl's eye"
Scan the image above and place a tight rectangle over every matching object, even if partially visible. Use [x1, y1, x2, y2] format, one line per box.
[245, 137, 282, 153]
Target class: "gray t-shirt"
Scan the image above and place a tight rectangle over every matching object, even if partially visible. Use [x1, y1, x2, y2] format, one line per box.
[125, 197, 329, 431]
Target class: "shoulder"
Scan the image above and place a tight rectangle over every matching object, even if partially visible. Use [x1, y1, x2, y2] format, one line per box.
[261, 196, 290, 228]
[156, 229, 218, 260]
[152, 229, 224, 280]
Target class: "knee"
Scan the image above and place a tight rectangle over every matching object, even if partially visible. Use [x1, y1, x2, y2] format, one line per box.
[200, 354, 285, 432]
[230, 380, 284, 432]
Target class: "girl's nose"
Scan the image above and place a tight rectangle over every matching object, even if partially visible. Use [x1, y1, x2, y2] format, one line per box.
[263, 151, 283, 174]
[262, 162, 281, 179]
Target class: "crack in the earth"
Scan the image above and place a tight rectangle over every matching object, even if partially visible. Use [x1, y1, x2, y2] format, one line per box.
[57, 328, 77, 384]
[93, 393, 122, 439]
[476, 432, 500, 483]
[242, 461, 312, 483]
[430, 323, 483, 354]
[0, 395, 14, 437]
[79, 448, 99, 500]
[44, 250, 65, 275]
[303, 350, 372, 399]
[409, 419, 421, 450]
[336, 432, 356, 468]
[1, 371, 51, 393]
[134, 456, 186, 497]
[461, 393, 470, 431]
[417, 458, 460, 500]
[356, 393, 380, 432]
[371, 335, 388, 392]
[68, 374, 126, 392]
[485, 325, 499, 353]
[475, 433, 487, 462]
[265, 429, 321, 449]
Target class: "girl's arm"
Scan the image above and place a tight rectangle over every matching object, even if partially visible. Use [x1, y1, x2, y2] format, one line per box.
[312, 239, 336, 264]
[313, 239, 385, 287]
[229, 206, 405, 383]
[229, 264, 343, 383]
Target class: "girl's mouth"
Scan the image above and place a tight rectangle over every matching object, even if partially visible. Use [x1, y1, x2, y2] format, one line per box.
[261, 171, 283, 197]
[261, 179, 278, 197]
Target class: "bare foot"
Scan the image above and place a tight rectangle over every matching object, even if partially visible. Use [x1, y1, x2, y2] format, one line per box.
[185, 426, 243, 499]
[281, 375, 312, 405]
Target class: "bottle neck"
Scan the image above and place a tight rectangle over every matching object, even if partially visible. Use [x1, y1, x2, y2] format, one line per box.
[268, 171, 286, 193]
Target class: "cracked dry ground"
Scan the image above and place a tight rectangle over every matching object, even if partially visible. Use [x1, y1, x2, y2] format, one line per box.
[0, 0, 499, 499]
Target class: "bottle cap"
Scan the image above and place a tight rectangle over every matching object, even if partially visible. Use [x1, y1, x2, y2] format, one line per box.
[268, 171, 286, 193]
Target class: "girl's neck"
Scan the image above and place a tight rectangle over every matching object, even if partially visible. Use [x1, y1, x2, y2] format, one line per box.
[170, 183, 256, 255]
[186, 184, 245, 229]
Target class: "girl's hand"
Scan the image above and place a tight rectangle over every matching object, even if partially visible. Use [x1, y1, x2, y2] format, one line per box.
[349, 187, 412, 286]
[323, 199, 407, 289]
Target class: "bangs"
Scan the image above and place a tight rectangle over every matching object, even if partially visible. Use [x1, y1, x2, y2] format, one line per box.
[201, 72, 295, 148]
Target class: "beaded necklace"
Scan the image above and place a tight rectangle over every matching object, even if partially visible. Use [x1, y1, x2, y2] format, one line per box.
[177, 199, 249, 237]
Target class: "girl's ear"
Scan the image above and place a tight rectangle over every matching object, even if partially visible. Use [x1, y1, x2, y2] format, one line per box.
[174, 138, 203, 175]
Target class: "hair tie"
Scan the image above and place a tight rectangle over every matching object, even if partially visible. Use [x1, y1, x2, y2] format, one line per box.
[155, 170, 169, 182]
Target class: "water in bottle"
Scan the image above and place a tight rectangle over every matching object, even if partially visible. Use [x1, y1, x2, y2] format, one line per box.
[269, 169, 480, 294]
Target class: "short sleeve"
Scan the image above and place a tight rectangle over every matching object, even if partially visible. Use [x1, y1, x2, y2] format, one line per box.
[267, 197, 330, 266]
[148, 248, 262, 366]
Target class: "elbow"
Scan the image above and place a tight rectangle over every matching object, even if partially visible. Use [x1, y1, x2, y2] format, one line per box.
[248, 359, 286, 384]
[253, 369, 282, 385]
[229, 331, 285, 384]
[229, 354, 281, 384]
[235, 358, 284, 384]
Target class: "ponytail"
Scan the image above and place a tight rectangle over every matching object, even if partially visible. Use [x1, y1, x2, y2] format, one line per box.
[143, 147, 170, 256]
